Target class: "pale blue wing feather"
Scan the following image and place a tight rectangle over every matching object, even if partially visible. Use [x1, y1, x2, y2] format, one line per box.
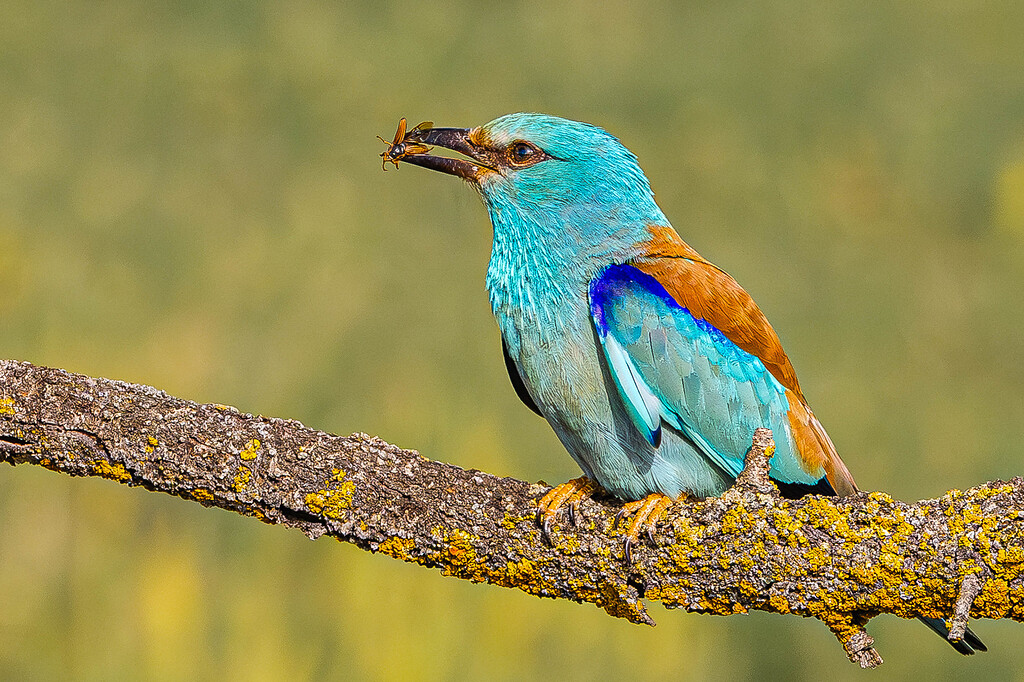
[602, 332, 662, 447]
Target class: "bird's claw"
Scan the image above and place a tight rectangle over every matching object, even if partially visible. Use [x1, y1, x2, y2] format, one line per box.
[535, 476, 598, 541]
[615, 492, 677, 564]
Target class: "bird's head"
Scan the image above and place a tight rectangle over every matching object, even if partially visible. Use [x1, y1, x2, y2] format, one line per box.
[399, 113, 667, 246]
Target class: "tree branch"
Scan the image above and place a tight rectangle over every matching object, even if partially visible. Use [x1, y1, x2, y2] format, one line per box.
[1, 359, 1021, 668]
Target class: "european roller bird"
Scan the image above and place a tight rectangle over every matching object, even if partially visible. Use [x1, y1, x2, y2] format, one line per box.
[380, 113, 985, 654]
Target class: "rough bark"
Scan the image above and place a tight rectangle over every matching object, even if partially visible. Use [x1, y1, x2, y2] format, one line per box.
[1, 359, 1021, 668]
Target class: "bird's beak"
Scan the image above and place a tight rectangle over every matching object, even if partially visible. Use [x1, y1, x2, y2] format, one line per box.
[400, 127, 497, 182]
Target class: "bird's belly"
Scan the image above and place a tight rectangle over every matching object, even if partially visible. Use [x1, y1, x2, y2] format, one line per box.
[512, 317, 731, 500]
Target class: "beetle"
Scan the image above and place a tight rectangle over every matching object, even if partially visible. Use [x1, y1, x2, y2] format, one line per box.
[378, 118, 434, 170]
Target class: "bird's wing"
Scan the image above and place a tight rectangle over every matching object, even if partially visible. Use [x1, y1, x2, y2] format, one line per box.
[502, 336, 543, 417]
[589, 229, 856, 495]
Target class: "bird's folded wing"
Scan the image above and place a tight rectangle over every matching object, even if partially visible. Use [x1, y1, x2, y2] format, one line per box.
[589, 259, 855, 494]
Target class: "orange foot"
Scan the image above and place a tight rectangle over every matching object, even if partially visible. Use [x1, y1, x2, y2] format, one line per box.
[615, 493, 682, 564]
[536, 476, 600, 538]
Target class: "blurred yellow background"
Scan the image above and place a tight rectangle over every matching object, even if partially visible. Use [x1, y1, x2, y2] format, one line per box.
[2, 1, 1023, 679]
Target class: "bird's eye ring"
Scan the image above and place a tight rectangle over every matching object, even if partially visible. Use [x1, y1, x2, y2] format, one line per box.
[506, 141, 542, 167]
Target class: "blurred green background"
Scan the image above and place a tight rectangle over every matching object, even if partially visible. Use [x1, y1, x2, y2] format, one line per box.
[2, 1, 1023, 680]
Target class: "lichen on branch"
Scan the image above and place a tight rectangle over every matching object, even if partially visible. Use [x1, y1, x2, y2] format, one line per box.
[1, 359, 1020, 668]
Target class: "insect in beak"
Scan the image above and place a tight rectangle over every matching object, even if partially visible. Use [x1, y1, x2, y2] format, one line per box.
[377, 117, 499, 182]
[377, 118, 434, 170]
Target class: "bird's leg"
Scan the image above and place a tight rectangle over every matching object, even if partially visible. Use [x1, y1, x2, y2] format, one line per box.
[535, 476, 599, 539]
[615, 492, 684, 564]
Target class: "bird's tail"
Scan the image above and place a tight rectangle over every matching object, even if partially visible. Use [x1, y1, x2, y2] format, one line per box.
[786, 394, 858, 496]
[917, 616, 987, 655]
[806, 409, 858, 496]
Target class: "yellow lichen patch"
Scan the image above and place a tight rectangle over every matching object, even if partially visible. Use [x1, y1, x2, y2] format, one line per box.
[233, 466, 251, 493]
[144, 435, 158, 453]
[408, 524, 608, 615]
[239, 438, 261, 461]
[440, 528, 484, 581]
[305, 469, 356, 520]
[998, 544, 1024, 565]
[732, 551, 755, 572]
[738, 579, 759, 599]
[811, 587, 858, 619]
[504, 556, 539, 584]
[721, 503, 753, 534]
[192, 488, 214, 502]
[654, 515, 710, 576]
[1002, 584, 1024, 618]
[769, 593, 792, 614]
[597, 581, 649, 623]
[378, 536, 416, 562]
[554, 533, 582, 554]
[849, 560, 878, 585]
[0, 397, 15, 416]
[959, 558, 983, 576]
[877, 551, 902, 573]
[806, 545, 831, 572]
[500, 508, 536, 532]
[977, 577, 1012, 616]
[974, 482, 1014, 500]
[707, 591, 749, 615]
[822, 615, 867, 652]
[90, 460, 132, 483]
[232, 504, 269, 523]
[770, 508, 805, 539]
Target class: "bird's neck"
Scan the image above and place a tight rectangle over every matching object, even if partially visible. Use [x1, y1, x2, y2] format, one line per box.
[483, 197, 668, 353]
[485, 213, 578, 340]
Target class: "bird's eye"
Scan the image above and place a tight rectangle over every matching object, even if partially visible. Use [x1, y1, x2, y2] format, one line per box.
[506, 141, 543, 167]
